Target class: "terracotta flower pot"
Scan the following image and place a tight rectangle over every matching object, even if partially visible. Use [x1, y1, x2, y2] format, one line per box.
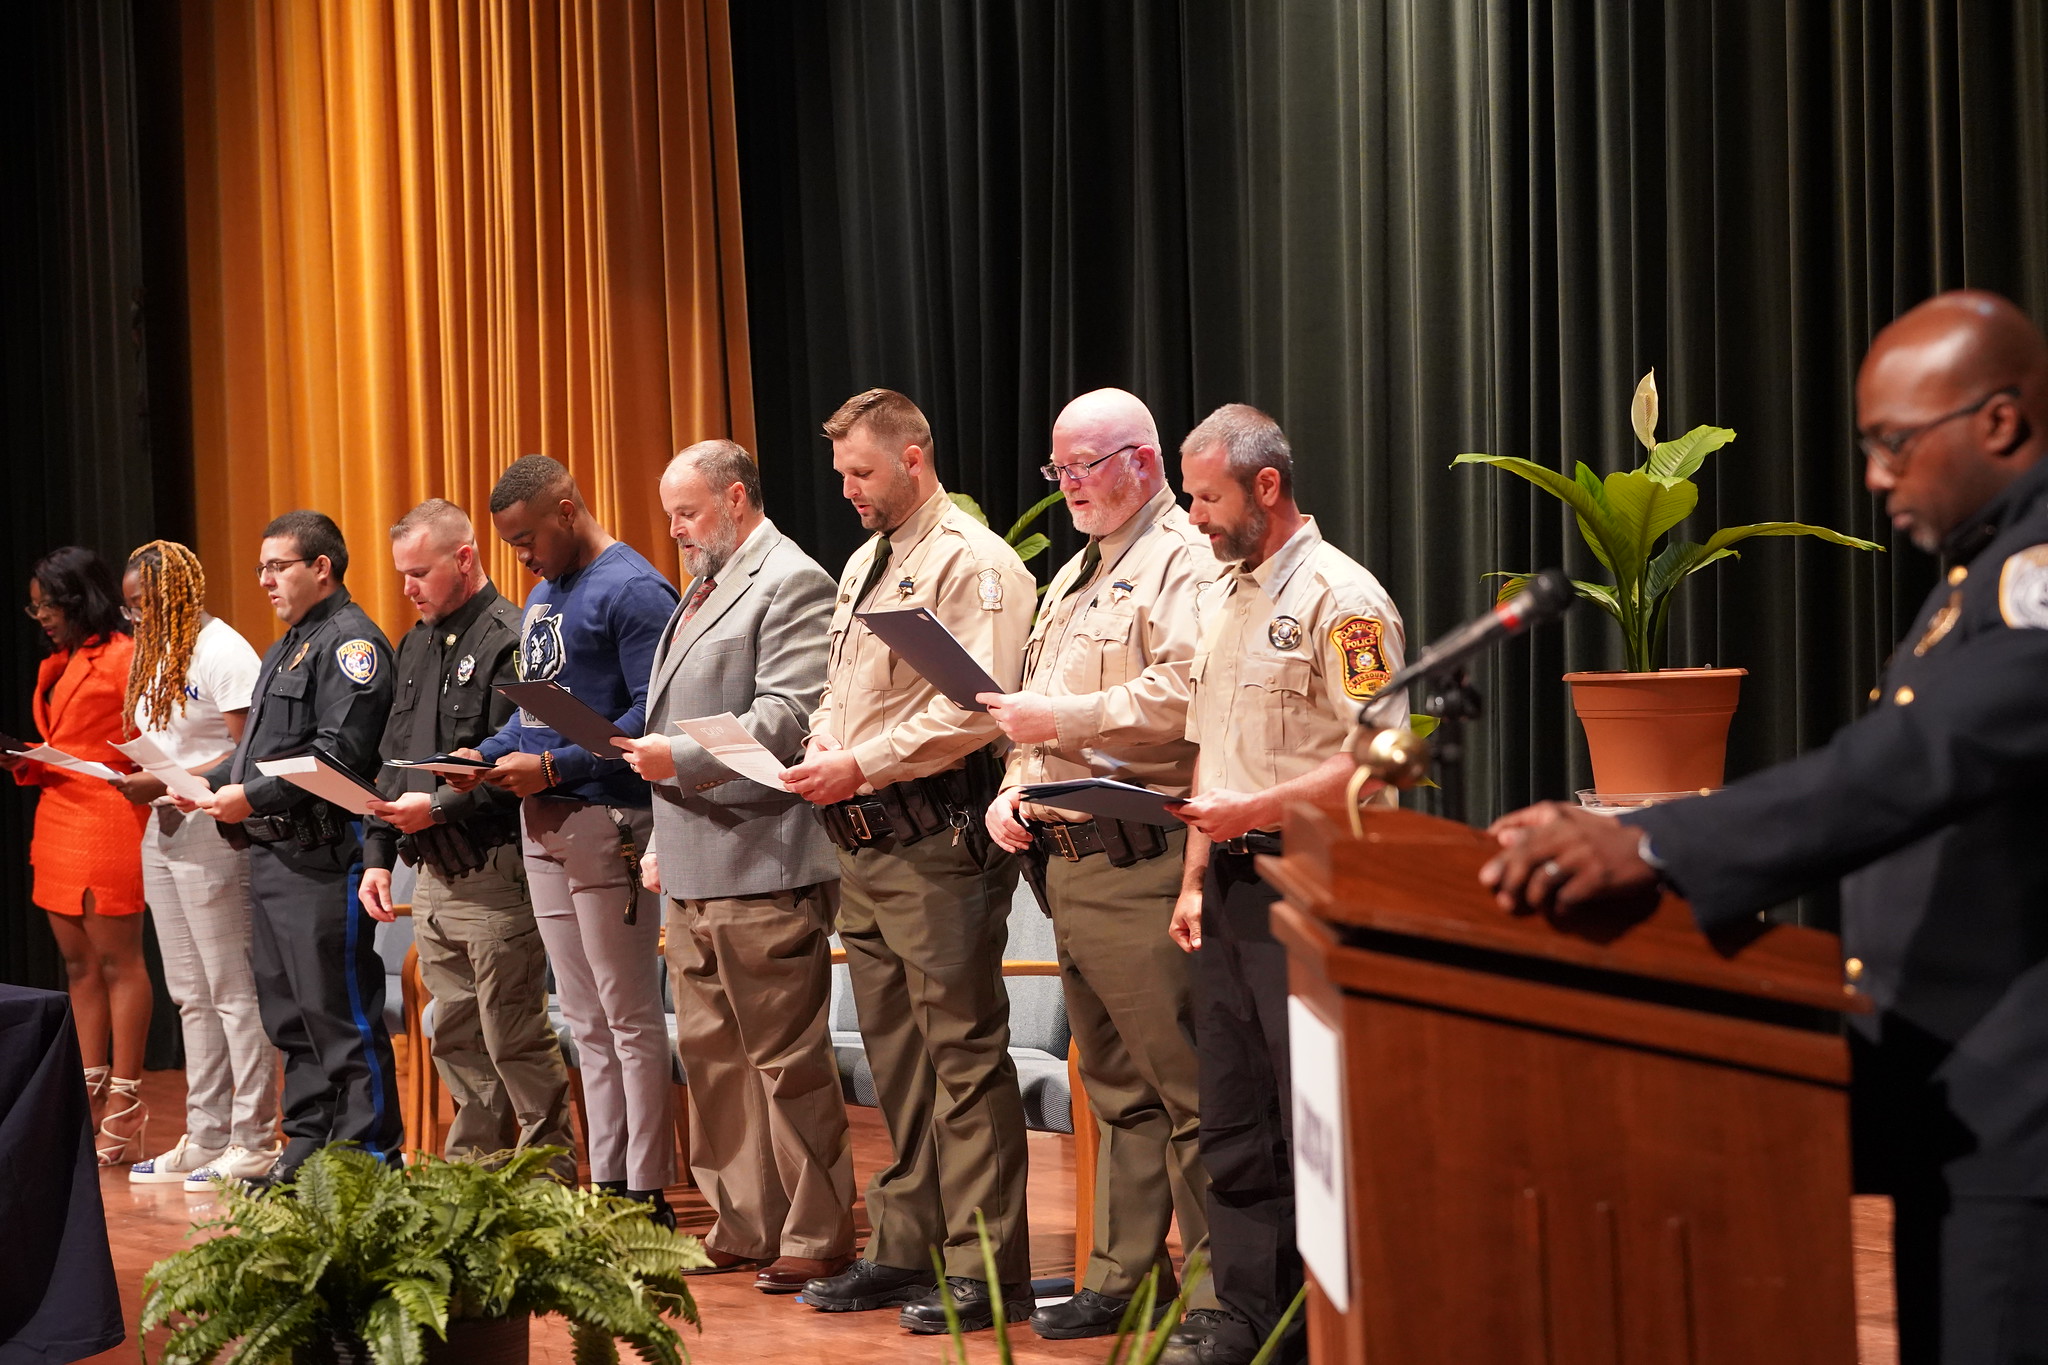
[1564, 668, 1747, 798]
[295, 1315, 530, 1365]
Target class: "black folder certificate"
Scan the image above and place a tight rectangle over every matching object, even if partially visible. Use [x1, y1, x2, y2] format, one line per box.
[855, 608, 1005, 711]
[496, 681, 629, 754]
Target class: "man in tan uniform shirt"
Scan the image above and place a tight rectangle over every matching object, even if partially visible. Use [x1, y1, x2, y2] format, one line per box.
[977, 388, 1220, 1340]
[1163, 404, 1405, 1365]
[783, 389, 1039, 1335]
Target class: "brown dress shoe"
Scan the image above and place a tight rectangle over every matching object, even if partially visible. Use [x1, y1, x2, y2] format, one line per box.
[755, 1253, 855, 1295]
[681, 1246, 774, 1277]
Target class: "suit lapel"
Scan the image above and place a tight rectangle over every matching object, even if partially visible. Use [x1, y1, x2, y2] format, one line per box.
[38, 647, 93, 739]
[652, 522, 782, 703]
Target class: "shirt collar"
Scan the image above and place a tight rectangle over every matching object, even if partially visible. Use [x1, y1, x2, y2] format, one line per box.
[431, 582, 500, 642]
[290, 587, 350, 635]
[1093, 486, 1176, 565]
[1242, 516, 1323, 599]
[883, 486, 955, 554]
[1941, 457, 2048, 564]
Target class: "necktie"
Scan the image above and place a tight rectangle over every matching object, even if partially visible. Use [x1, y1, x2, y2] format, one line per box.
[1061, 538, 1102, 600]
[854, 534, 892, 607]
[681, 576, 717, 624]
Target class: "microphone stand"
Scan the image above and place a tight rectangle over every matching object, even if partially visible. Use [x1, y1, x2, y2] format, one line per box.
[1420, 667, 1483, 827]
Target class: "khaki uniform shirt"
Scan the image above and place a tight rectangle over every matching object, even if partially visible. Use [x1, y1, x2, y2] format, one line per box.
[813, 487, 1037, 791]
[1003, 488, 1220, 816]
[1185, 517, 1406, 816]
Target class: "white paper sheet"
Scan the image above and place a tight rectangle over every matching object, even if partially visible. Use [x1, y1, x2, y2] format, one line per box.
[254, 752, 382, 816]
[112, 735, 217, 803]
[674, 714, 791, 790]
[20, 744, 121, 782]
[385, 756, 498, 777]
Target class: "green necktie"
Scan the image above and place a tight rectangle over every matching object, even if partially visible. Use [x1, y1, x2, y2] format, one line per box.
[855, 534, 892, 607]
[1062, 538, 1102, 599]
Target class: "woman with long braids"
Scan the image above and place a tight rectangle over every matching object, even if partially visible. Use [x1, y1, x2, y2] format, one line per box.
[3, 547, 152, 1163]
[112, 540, 278, 1189]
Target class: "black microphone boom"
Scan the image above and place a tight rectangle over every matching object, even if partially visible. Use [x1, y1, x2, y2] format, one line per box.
[1377, 568, 1574, 698]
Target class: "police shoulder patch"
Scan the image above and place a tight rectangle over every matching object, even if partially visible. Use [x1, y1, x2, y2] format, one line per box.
[977, 567, 1004, 610]
[1999, 544, 2048, 629]
[335, 638, 379, 686]
[1331, 615, 1391, 699]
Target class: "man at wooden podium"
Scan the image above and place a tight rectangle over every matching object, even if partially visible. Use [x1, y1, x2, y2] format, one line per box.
[1482, 290, 2048, 1365]
[1168, 403, 1406, 1365]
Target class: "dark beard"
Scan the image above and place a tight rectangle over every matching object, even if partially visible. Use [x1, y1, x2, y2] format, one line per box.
[1212, 502, 1269, 564]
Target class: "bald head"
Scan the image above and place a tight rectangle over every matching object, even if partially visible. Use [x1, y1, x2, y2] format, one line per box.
[1858, 290, 2047, 553]
[1049, 388, 1165, 536]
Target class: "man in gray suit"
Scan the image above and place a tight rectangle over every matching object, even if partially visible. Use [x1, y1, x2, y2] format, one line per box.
[615, 440, 857, 1293]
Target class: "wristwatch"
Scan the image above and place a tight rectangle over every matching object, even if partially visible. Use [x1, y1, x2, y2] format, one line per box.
[429, 796, 450, 826]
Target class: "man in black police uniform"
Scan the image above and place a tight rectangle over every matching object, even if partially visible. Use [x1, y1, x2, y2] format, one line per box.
[195, 510, 399, 1182]
[359, 499, 573, 1177]
[1481, 290, 2048, 1365]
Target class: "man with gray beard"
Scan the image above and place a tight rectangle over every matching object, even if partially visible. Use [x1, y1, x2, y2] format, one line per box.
[615, 441, 856, 1293]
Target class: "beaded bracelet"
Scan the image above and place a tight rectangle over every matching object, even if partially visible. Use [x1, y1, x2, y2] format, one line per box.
[540, 750, 558, 788]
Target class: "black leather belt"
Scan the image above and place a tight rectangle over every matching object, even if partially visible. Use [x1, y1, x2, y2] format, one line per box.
[242, 814, 293, 844]
[1028, 817, 1172, 865]
[1217, 831, 1283, 856]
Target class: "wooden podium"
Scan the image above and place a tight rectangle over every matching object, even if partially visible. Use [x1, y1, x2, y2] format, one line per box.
[1267, 806, 1862, 1364]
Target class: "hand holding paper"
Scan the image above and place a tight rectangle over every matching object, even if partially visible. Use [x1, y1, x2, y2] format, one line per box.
[254, 749, 384, 817]
[113, 735, 216, 803]
[856, 608, 1003, 711]
[18, 744, 122, 782]
[673, 714, 792, 790]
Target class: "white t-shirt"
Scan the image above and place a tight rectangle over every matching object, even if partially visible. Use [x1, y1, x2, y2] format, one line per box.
[138, 615, 261, 769]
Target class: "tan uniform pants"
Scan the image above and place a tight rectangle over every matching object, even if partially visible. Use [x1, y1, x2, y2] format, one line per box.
[837, 832, 1031, 1283]
[1045, 828, 1215, 1305]
[665, 882, 855, 1260]
[411, 842, 574, 1176]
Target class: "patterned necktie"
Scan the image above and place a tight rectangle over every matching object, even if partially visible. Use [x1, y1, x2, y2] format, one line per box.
[854, 534, 892, 607]
[678, 577, 716, 630]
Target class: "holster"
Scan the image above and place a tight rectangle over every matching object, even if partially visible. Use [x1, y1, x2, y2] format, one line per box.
[399, 808, 518, 883]
[819, 745, 1003, 857]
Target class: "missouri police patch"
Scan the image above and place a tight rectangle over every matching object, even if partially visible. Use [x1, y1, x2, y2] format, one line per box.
[1331, 616, 1391, 698]
[335, 639, 378, 686]
[1999, 544, 2048, 629]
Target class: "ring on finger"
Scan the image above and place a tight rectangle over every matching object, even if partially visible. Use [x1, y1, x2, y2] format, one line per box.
[1541, 859, 1565, 880]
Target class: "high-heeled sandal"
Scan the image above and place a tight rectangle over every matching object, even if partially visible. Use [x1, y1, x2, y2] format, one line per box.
[83, 1064, 110, 1107]
[95, 1076, 147, 1167]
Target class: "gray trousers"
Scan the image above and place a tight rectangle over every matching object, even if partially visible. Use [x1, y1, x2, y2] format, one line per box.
[520, 798, 672, 1189]
[412, 842, 574, 1174]
[141, 805, 277, 1152]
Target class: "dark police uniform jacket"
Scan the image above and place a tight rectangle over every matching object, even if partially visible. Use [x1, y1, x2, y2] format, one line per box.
[1629, 455, 2048, 1198]
[362, 583, 522, 875]
[207, 588, 394, 846]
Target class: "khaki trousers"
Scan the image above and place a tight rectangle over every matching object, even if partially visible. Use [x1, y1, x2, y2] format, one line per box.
[412, 842, 575, 1176]
[665, 882, 855, 1259]
[1045, 828, 1215, 1305]
[837, 833, 1031, 1283]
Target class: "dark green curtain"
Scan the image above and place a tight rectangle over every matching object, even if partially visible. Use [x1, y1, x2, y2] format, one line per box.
[733, 1, 2048, 868]
[1, 0, 192, 1049]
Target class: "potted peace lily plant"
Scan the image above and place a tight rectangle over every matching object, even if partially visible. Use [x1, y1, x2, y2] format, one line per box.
[140, 1145, 708, 1365]
[1454, 371, 1881, 797]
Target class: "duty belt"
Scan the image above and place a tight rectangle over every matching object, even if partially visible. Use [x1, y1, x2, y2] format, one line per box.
[234, 803, 346, 851]
[1217, 830, 1284, 857]
[1028, 817, 1171, 866]
[819, 747, 1003, 855]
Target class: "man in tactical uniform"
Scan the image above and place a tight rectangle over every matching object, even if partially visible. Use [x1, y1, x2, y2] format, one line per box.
[360, 499, 574, 1176]
[192, 510, 400, 1183]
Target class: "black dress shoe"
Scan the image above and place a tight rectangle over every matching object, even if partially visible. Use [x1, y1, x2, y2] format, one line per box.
[899, 1277, 1036, 1335]
[625, 1187, 677, 1232]
[802, 1258, 937, 1312]
[1159, 1308, 1263, 1365]
[1032, 1287, 1164, 1340]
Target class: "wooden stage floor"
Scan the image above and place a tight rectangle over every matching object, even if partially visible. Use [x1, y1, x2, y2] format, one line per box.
[84, 1068, 1901, 1364]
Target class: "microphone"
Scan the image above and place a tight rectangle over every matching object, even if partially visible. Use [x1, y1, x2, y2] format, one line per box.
[1376, 568, 1574, 698]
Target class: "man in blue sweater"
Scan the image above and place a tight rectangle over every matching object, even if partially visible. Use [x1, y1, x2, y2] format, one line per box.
[452, 454, 680, 1221]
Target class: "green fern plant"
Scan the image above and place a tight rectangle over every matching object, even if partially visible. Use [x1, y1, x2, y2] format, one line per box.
[1453, 370, 1880, 672]
[139, 1145, 709, 1365]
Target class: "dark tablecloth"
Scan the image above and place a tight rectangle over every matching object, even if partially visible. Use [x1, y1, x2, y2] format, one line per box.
[0, 985, 123, 1363]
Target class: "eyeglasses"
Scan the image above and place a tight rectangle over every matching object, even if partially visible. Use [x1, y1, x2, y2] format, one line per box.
[22, 601, 58, 620]
[1858, 386, 2018, 476]
[120, 605, 141, 623]
[255, 557, 309, 581]
[1039, 444, 1139, 485]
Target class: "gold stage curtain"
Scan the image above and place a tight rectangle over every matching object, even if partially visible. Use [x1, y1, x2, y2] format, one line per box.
[179, 0, 751, 642]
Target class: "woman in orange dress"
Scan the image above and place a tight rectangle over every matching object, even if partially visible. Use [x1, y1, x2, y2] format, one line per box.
[3, 546, 153, 1162]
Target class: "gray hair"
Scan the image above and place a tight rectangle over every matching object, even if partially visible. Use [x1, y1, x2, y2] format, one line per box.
[1181, 403, 1293, 498]
[389, 498, 475, 548]
[668, 439, 763, 510]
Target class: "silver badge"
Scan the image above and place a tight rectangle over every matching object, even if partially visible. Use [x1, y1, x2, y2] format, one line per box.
[978, 568, 1004, 610]
[1268, 615, 1303, 650]
[455, 653, 476, 685]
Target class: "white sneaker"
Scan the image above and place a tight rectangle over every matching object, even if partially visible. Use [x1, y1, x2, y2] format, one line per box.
[130, 1134, 224, 1184]
[183, 1143, 281, 1192]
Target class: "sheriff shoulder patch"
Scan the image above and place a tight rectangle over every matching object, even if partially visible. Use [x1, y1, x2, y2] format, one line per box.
[335, 639, 379, 686]
[977, 568, 1004, 610]
[1999, 544, 2048, 630]
[1331, 616, 1391, 698]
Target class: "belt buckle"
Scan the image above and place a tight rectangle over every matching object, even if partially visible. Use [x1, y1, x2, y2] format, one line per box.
[1051, 823, 1081, 862]
[846, 803, 874, 844]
